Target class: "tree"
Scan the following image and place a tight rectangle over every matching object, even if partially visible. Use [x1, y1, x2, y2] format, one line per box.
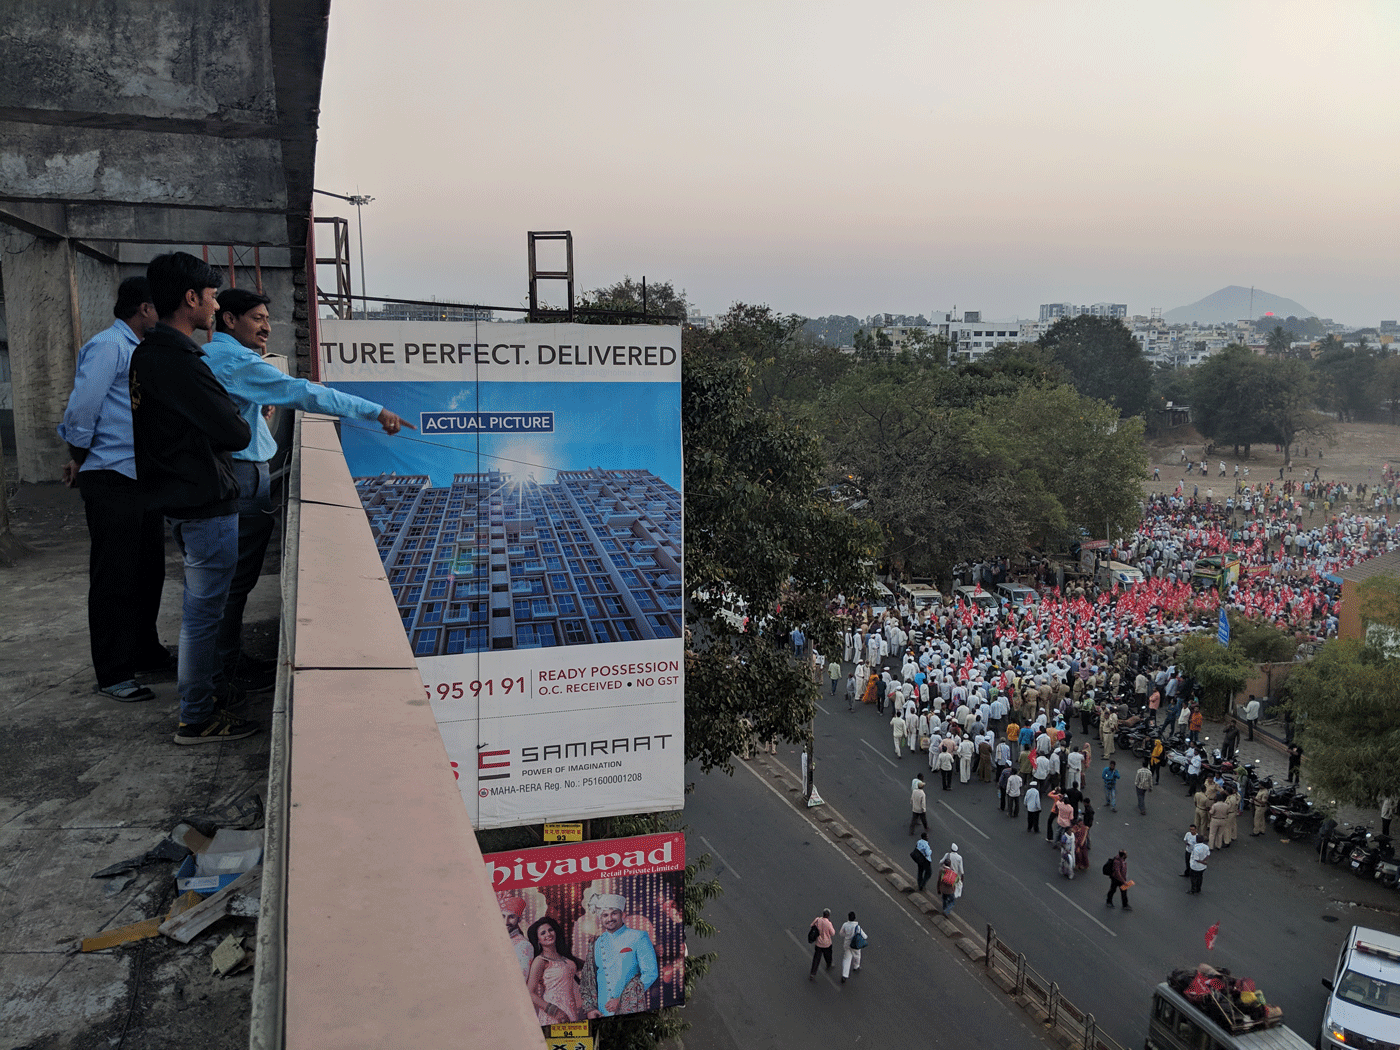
[1191, 347, 1332, 462]
[681, 310, 877, 773]
[1313, 342, 1377, 423]
[1265, 325, 1291, 357]
[1285, 639, 1400, 807]
[577, 276, 689, 323]
[1379, 356, 1400, 425]
[1037, 315, 1152, 417]
[1176, 633, 1255, 719]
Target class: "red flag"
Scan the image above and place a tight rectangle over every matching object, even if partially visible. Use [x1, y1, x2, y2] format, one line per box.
[1205, 922, 1220, 951]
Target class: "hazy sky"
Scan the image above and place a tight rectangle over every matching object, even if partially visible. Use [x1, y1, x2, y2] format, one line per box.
[316, 2, 1400, 326]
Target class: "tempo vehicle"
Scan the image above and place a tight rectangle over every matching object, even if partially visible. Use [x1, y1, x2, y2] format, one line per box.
[902, 583, 944, 610]
[1192, 554, 1242, 594]
[1321, 926, 1400, 1049]
[1146, 983, 1309, 1050]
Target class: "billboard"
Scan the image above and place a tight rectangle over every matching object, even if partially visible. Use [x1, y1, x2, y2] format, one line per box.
[321, 320, 684, 828]
[483, 832, 686, 1022]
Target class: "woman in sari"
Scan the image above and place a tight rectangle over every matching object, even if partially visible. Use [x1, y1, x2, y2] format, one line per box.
[1072, 817, 1092, 872]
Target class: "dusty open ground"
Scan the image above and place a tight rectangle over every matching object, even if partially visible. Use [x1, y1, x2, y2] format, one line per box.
[1145, 420, 1400, 497]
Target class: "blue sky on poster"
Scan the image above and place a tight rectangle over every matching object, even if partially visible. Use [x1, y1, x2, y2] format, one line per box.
[334, 381, 682, 489]
[314, 2, 1400, 326]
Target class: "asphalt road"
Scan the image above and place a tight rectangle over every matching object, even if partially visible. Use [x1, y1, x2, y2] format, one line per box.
[680, 688, 1400, 1048]
[680, 752, 1049, 1050]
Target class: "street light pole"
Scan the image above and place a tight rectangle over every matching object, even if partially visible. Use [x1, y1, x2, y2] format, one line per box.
[313, 188, 374, 319]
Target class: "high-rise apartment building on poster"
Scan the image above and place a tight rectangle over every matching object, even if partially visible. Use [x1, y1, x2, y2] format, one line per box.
[356, 467, 683, 657]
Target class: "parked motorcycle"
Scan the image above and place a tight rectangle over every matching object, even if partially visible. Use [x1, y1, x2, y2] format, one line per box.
[1350, 833, 1392, 878]
[1325, 823, 1372, 865]
[1375, 841, 1400, 888]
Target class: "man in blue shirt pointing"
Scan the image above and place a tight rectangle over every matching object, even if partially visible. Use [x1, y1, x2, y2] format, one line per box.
[202, 289, 413, 690]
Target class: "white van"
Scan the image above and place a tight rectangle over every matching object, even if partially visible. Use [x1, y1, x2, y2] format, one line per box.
[995, 584, 1038, 614]
[1321, 926, 1400, 1049]
[953, 585, 999, 612]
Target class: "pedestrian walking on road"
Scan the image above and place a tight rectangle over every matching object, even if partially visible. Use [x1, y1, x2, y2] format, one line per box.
[890, 711, 906, 758]
[937, 745, 954, 790]
[1181, 823, 1199, 876]
[1105, 849, 1132, 910]
[912, 833, 933, 891]
[1103, 759, 1120, 812]
[845, 672, 856, 712]
[829, 658, 841, 696]
[910, 775, 928, 834]
[808, 909, 835, 979]
[838, 912, 864, 983]
[1134, 761, 1153, 815]
[1006, 771, 1024, 818]
[1188, 836, 1210, 894]
[1059, 827, 1076, 879]
[1025, 783, 1042, 833]
[937, 844, 964, 916]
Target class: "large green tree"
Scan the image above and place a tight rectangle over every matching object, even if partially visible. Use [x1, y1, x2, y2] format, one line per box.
[682, 306, 877, 771]
[1037, 315, 1152, 417]
[1191, 346, 1332, 462]
[1285, 639, 1400, 807]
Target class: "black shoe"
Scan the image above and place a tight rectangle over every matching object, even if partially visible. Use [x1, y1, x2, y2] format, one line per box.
[174, 709, 261, 745]
[1121, 905, 1133, 911]
[1105, 901, 1114, 908]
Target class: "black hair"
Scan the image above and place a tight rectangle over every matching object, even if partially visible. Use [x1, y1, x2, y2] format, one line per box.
[527, 915, 584, 974]
[847, 911, 856, 921]
[147, 252, 220, 319]
[113, 277, 152, 320]
[215, 288, 272, 332]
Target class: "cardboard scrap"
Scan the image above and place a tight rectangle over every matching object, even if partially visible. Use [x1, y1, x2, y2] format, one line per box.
[80, 891, 204, 952]
[158, 866, 261, 944]
[211, 933, 255, 976]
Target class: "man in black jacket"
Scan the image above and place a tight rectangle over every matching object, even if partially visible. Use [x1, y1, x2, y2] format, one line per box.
[130, 252, 257, 744]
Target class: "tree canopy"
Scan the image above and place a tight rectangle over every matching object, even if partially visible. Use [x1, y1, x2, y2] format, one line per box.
[1037, 315, 1152, 417]
[1189, 344, 1333, 462]
[1286, 639, 1400, 807]
[681, 305, 878, 772]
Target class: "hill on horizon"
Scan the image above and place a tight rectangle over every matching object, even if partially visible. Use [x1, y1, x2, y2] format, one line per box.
[1164, 285, 1314, 325]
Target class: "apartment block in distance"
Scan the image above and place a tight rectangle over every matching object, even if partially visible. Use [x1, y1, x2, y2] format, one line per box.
[355, 468, 683, 656]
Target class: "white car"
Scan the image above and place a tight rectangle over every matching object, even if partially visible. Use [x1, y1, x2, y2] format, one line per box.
[995, 584, 1038, 614]
[1321, 926, 1400, 1049]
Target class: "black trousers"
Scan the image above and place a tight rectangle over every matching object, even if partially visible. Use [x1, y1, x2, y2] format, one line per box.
[77, 470, 166, 687]
[810, 944, 832, 974]
[216, 460, 276, 681]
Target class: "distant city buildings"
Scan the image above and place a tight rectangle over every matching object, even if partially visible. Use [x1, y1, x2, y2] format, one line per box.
[365, 300, 494, 322]
[1039, 302, 1128, 321]
[355, 468, 682, 656]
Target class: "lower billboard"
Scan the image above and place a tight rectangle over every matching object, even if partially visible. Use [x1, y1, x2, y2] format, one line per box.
[485, 832, 686, 1023]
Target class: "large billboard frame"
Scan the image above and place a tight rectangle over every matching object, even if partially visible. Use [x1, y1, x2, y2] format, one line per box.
[322, 320, 685, 829]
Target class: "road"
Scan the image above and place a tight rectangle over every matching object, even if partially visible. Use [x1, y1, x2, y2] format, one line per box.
[681, 752, 1049, 1050]
[681, 692, 1400, 1048]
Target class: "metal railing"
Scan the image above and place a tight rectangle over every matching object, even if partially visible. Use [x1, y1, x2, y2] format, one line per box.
[984, 925, 1128, 1050]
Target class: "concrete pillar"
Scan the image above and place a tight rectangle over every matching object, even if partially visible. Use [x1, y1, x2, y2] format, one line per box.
[0, 229, 115, 482]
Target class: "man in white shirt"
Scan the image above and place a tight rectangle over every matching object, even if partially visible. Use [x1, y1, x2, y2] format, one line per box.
[1188, 835, 1210, 894]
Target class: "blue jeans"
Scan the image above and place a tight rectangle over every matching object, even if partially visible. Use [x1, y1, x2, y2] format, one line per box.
[216, 461, 276, 680]
[168, 513, 239, 724]
[1105, 783, 1118, 809]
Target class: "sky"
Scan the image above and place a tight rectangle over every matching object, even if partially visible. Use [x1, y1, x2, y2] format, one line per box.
[314, 2, 1400, 327]
[335, 381, 682, 488]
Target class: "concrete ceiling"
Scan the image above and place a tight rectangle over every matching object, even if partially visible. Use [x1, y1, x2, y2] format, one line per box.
[0, 0, 331, 263]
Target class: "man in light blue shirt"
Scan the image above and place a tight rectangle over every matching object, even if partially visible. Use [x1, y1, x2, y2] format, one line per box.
[203, 288, 412, 689]
[58, 277, 172, 701]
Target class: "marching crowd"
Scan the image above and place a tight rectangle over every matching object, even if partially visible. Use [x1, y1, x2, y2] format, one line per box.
[799, 461, 1400, 983]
